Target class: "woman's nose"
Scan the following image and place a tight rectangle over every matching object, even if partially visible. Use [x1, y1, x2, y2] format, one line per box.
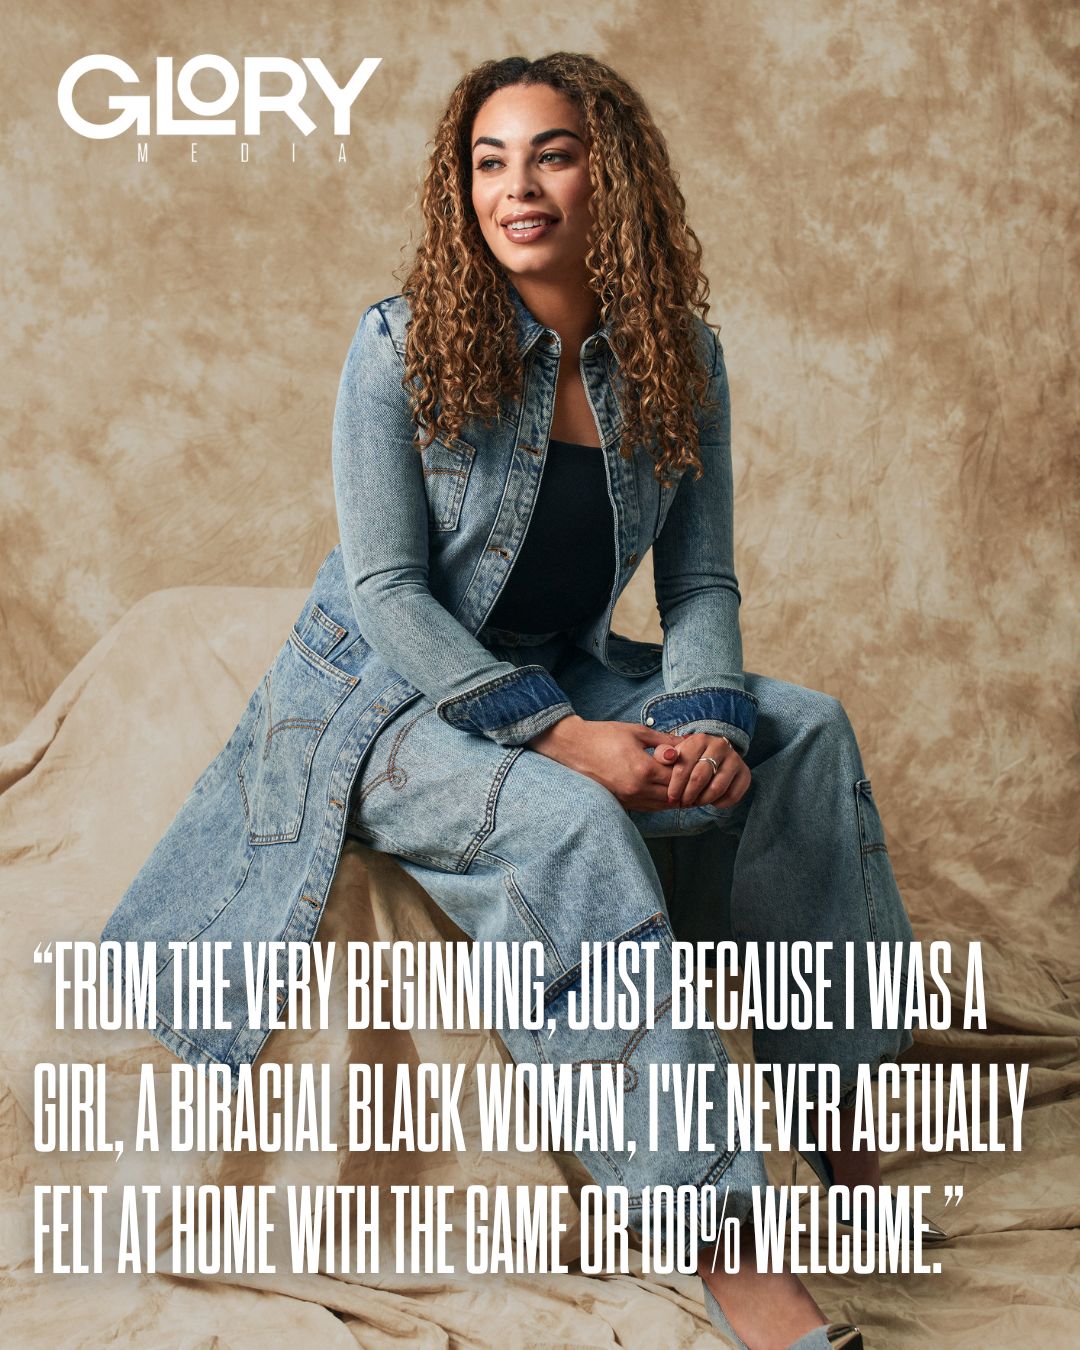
[507, 161, 540, 201]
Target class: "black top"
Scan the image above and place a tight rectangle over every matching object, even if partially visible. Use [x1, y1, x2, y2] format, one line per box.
[486, 437, 617, 634]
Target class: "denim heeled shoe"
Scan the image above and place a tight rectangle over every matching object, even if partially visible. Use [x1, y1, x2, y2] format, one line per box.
[793, 1151, 950, 1246]
[702, 1283, 863, 1348]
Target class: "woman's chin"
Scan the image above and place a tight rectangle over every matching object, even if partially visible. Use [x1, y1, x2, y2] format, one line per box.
[499, 254, 586, 286]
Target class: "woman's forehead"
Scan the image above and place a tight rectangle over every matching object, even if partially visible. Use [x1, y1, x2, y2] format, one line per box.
[471, 83, 584, 142]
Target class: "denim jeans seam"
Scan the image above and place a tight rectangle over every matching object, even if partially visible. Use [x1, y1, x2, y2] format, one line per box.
[672, 805, 718, 837]
[471, 846, 568, 976]
[563, 992, 675, 1096]
[655, 920, 735, 1081]
[352, 822, 473, 875]
[268, 717, 329, 738]
[836, 1037, 911, 1110]
[854, 777, 882, 941]
[141, 1004, 208, 1061]
[240, 658, 354, 846]
[353, 705, 433, 808]
[623, 1148, 742, 1217]
[236, 682, 265, 825]
[348, 711, 516, 871]
[151, 847, 257, 981]
[523, 1027, 627, 1185]
[461, 747, 525, 868]
[224, 893, 341, 1063]
[545, 918, 677, 1189]
[541, 911, 668, 1004]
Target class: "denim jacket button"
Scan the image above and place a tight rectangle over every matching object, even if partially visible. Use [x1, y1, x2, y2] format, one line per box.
[646, 716, 655, 726]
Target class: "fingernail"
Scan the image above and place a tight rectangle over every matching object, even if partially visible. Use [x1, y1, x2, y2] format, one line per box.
[662, 747, 676, 760]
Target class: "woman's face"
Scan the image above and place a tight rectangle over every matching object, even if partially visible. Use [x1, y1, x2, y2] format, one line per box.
[469, 83, 595, 287]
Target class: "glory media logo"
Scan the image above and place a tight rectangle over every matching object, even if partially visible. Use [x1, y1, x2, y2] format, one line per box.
[57, 54, 382, 140]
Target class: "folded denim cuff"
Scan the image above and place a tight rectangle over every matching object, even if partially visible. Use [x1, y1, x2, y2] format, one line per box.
[489, 701, 575, 747]
[641, 686, 758, 757]
[436, 663, 576, 746]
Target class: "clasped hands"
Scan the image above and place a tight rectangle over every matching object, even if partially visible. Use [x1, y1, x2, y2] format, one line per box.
[528, 714, 751, 813]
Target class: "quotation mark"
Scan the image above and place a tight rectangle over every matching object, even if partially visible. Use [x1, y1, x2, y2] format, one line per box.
[930, 1186, 963, 1273]
[34, 942, 54, 964]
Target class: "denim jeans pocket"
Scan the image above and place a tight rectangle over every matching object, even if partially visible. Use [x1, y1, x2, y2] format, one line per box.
[854, 777, 889, 942]
[345, 703, 523, 873]
[237, 612, 358, 845]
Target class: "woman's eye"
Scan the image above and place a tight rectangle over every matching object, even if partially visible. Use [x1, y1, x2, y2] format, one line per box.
[475, 150, 572, 172]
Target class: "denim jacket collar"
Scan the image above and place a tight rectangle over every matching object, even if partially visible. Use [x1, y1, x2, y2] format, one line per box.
[506, 278, 619, 367]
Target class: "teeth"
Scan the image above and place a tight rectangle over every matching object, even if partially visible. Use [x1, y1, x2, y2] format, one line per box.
[506, 219, 549, 230]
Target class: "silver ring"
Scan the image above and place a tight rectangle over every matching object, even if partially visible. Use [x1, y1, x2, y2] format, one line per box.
[698, 755, 722, 776]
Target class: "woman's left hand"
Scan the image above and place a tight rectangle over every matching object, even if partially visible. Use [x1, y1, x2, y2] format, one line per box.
[664, 731, 751, 809]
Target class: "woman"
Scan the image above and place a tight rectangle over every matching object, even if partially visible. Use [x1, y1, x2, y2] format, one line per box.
[103, 52, 938, 1350]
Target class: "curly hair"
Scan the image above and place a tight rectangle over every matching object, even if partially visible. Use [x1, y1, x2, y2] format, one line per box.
[396, 52, 721, 485]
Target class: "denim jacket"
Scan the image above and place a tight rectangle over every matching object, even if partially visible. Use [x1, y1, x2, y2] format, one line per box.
[100, 282, 758, 1072]
[334, 281, 758, 754]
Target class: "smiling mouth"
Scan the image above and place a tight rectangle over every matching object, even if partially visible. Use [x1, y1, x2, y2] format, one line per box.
[500, 217, 557, 242]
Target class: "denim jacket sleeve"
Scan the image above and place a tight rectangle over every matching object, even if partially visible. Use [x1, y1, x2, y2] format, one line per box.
[332, 303, 575, 746]
[646, 331, 759, 756]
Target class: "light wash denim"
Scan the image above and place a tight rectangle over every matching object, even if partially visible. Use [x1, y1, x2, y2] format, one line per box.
[329, 284, 757, 754]
[100, 281, 914, 1256]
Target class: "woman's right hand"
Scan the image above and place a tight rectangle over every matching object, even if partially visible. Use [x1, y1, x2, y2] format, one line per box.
[527, 714, 683, 811]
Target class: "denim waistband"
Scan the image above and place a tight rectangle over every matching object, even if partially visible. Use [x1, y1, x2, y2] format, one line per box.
[477, 623, 567, 647]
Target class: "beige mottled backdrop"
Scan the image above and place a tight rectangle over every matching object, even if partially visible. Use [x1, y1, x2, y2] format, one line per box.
[5, 3, 1079, 939]
[7, 1, 1076, 955]
[2, 2, 1080, 1344]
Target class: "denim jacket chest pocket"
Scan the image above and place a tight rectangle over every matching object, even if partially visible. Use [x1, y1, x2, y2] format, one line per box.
[237, 601, 360, 845]
[646, 466, 687, 543]
[421, 435, 477, 532]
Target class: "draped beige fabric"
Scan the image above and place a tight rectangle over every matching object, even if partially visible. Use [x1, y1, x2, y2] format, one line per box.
[2, 0, 1077, 1343]
[2, 587, 1078, 1345]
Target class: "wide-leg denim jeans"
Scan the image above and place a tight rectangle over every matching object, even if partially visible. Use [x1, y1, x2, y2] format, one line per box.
[343, 625, 915, 1259]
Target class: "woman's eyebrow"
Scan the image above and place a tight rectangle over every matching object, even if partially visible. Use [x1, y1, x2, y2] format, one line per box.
[472, 128, 584, 151]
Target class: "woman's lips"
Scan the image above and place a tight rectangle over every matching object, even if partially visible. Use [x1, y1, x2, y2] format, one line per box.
[500, 217, 557, 243]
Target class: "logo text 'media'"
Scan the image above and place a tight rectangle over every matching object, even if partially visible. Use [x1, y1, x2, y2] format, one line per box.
[58, 55, 382, 139]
